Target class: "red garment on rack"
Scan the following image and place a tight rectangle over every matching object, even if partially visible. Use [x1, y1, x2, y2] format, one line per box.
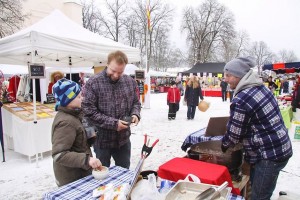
[7, 75, 20, 101]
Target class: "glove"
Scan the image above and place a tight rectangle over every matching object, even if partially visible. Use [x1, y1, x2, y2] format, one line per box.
[221, 144, 228, 153]
[87, 136, 96, 147]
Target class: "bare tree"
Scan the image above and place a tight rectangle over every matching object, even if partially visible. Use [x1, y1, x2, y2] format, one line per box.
[129, 0, 174, 72]
[123, 13, 141, 47]
[82, 0, 127, 42]
[82, 0, 177, 71]
[181, 0, 235, 63]
[81, 0, 103, 33]
[216, 30, 250, 62]
[277, 49, 298, 63]
[0, 0, 27, 38]
[249, 41, 274, 74]
[101, 0, 128, 42]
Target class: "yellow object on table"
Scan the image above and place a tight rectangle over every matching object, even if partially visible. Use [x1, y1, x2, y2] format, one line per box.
[280, 106, 293, 129]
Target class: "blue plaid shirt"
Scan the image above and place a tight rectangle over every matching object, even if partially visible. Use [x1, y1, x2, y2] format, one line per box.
[222, 85, 293, 164]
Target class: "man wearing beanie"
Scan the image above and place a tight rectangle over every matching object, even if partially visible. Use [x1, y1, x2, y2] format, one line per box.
[52, 79, 102, 187]
[82, 50, 141, 169]
[221, 57, 293, 199]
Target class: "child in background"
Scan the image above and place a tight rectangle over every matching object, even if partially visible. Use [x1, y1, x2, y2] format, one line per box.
[167, 81, 181, 120]
[52, 79, 102, 187]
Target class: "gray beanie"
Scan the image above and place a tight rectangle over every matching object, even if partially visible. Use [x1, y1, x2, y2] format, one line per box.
[224, 57, 255, 78]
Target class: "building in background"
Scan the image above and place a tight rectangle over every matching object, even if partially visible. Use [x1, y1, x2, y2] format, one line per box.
[22, 0, 83, 27]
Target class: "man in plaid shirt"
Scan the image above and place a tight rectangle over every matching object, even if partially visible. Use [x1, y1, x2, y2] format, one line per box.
[221, 57, 293, 200]
[82, 50, 141, 169]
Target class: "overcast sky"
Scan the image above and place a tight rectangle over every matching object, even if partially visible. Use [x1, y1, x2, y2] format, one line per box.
[165, 0, 300, 59]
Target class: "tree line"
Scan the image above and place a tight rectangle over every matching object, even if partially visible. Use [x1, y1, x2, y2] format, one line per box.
[1, 0, 298, 73]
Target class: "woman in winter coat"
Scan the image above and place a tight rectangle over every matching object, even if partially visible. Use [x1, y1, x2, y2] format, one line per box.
[167, 81, 181, 120]
[184, 76, 204, 120]
[292, 77, 300, 112]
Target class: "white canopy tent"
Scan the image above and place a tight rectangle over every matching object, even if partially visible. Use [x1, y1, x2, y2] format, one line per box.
[0, 9, 141, 105]
[0, 8, 140, 128]
[0, 9, 140, 67]
[124, 64, 139, 75]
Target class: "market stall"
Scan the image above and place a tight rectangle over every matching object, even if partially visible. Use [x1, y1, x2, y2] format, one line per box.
[263, 62, 300, 73]
[202, 88, 222, 97]
[280, 106, 293, 129]
[2, 102, 55, 161]
[44, 117, 249, 200]
[43, 165, 245, 200]
[0, 10, 141, 161]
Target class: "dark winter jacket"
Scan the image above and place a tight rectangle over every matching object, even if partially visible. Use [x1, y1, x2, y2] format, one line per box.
[292, 84, 300, 111]
[220, 81, 228, 91]
[176, 82, 184, 96]
[52, 107, 92, 187]
[184, 86, 204, 106]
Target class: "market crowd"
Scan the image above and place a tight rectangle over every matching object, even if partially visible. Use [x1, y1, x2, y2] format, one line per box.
[47, 50, 293, 200]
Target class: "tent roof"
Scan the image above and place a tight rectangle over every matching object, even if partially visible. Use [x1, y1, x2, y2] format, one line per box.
[124, 64, 139, 75]
[0, 9, 140, 68]
[263, 62, 300, 71]
[181, 62, 226, 74]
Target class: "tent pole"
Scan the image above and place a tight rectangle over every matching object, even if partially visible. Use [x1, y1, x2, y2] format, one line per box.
[144, 8, 151, 109]
[31, 49, 39, 168]
[69, 57, 72, 81]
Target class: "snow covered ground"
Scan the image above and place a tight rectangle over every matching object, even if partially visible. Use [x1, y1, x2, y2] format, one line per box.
[0, 93, 299, 199]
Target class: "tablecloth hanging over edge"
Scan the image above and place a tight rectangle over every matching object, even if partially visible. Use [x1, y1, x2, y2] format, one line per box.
[157, 157, 240, 195]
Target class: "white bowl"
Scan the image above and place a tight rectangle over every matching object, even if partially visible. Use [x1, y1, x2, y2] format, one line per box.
[92, 166, 109, 180]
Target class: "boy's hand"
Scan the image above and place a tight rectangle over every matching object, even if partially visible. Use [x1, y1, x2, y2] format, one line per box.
[89, 157, 102, 169]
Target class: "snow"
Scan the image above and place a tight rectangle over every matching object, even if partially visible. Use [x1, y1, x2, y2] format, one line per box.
[0, 93, 299, 199]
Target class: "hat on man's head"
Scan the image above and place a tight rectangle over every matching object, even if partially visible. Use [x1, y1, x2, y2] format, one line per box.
[224, 57, 255, 78]
[52, 78, 81, 108]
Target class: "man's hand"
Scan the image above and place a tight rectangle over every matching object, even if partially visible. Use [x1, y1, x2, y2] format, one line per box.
[131, 115, 139, 125]
[117, 120, 129, 131]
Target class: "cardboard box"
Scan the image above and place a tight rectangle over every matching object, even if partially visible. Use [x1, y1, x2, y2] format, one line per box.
[205, 116, 229, 136]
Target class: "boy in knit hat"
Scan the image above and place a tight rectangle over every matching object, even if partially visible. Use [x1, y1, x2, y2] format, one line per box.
[52, 79, 102, 186]
[221, 57, 292, 199]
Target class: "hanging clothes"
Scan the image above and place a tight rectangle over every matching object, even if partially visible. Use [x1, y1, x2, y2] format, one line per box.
[7, 75, 20, 102]
[16, 75, 31, 102]
[30, 79, 41, 102]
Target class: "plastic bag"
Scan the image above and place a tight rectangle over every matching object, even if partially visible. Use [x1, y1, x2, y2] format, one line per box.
[131, 174, 164, 200]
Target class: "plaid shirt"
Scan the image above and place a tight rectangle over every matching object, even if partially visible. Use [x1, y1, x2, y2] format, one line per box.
[222, 85, 293, 164]
[82, 69, 141, 148]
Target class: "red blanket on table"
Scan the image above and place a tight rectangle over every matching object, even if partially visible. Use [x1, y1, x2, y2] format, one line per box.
[157, 157, 240, 195]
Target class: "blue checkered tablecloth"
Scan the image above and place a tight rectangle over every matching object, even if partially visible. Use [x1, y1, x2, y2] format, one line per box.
[43, 165, 244, 200]
[43, 165, 134, 200]
[181, 127, 224, 151]
[228, 194, 245, 200]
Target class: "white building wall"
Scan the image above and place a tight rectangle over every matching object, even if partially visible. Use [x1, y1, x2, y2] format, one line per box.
[22, 0, 83, 27]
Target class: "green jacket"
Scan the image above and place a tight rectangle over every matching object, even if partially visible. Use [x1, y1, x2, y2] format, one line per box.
[52, 106, 92, 187]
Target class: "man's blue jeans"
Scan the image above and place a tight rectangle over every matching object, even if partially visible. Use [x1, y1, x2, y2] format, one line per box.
[94, 141, 131, 169]
[250, 159, 289, 200]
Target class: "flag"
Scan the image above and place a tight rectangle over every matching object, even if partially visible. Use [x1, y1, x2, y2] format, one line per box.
[146, 0, 151, 31]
